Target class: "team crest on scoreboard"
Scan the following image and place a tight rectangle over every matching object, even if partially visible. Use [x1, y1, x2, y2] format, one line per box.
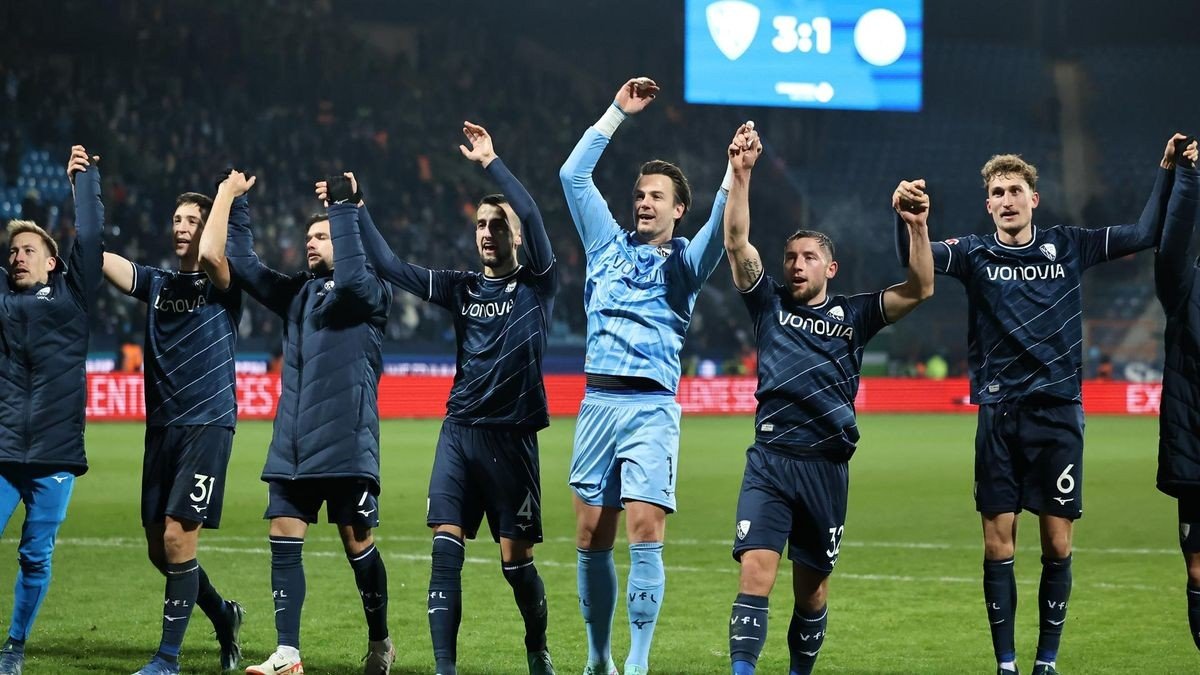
[736, 519, 752, 540]
[1039, 243, 1057, 261]
[706, 1, 760, 61]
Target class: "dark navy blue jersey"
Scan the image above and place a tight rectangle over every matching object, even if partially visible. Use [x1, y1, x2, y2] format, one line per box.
[126, 264, 242, 428]
[358, 159, 557, 429]
[935, 221, 1156, 404]
[741, 274, 889, 460]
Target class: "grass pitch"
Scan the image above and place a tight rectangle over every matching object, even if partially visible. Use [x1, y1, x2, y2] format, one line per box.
[0, 414, 1190, 673]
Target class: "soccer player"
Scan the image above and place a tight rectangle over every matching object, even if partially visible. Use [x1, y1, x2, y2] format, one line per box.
[216, 172, 395, 675]
[722, 125, 933, 675]
[559, 76, 730, 675]
[315, 121, 557, 675]
[0, 145, 103, 675]
[894, 137, 1180, 675]
[101, 175, 249, 675]
[1151, 133, 1200, 650]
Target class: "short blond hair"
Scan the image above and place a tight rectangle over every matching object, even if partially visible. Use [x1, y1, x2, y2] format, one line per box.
[981, 154, 1039, 192]
[6, 220, 59, 258]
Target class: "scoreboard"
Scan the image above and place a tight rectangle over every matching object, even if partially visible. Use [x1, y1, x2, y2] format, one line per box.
[685, 0, 923, 111]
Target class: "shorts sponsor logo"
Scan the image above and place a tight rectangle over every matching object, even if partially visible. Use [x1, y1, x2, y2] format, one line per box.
[1052, 496, 1074, 505]
[736, 519, 751, 540]
[760, 423, 774, 433]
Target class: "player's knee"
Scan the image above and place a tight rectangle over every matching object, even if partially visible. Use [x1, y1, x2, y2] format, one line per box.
[17, 552, 50, 580]
[146, 549, 168, 574]
[1186, 553, 1200, 586]
[738, 552, 778, 595]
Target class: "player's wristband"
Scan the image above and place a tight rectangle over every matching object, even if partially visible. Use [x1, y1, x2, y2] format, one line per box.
[594, 102, 627, 138]
[721, 162, 734, 192]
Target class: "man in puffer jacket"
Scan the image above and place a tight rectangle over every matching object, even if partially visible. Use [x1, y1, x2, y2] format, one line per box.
[215, 169, 395, 675]
[0, 145, 104, 675]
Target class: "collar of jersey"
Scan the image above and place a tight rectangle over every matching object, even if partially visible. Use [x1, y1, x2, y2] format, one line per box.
[993, 225, 1037, 250]
[482, 265, 522, 283]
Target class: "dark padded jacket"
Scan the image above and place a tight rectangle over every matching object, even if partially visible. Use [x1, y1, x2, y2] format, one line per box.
[227, 198, 391, 488]
[0, 165, 104, 475]
[1155, 164, 1200, 497]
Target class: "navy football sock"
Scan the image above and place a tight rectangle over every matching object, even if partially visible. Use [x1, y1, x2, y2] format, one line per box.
[157, 559, 200, 664]
[194, 565, 227, 628]
[1036, 554, 1071, 664]
[983, 557, 1017, 665]
[270, 537, 305, 649]
[1188, 584, 1200, 652]
[349, 544, 389, 641]
[729, 593, 769, 673]
[503, 558, 548, 652]
[429, 532, 464, 671]
[787, 605, 827, 675]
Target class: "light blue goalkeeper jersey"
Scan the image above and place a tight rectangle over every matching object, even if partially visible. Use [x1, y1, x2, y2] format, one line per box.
[559, 126, 728, 393]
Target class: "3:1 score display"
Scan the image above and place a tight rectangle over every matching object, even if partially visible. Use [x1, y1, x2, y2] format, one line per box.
[771, 15, 831, 54]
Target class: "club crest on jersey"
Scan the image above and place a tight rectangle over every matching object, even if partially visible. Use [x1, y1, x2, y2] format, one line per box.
[826, 305, 845, 321]
[505, 281, 517, 292]
[318, 279, 335, 296]
[1039, 243, 1057, 261]
[943, 238, 959, 245]
[35, 287, 52, 301]
[655, 244, 672, 258]
[736, 519, 752, 540]
[193, 277, 207, 289]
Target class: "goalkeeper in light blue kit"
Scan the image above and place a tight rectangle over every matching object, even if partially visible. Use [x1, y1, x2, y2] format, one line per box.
[559, 76, 734, 675]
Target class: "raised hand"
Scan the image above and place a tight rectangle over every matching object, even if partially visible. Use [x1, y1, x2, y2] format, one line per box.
[66, 145, 97, 182]
[315, 172, 361, 206]
[893, 178, 930, 227]
[614, 77, 659, 115]
[459, 121, 497, 167]
[1162, 132, 1199, 169]
[219, 169, 257, 197]
[728, 121, 762, 175]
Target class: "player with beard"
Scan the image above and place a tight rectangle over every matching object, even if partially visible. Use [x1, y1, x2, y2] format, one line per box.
[315, 122, 557, 675]
[212, 170, 395, 675]
[722, 124, 934, 675]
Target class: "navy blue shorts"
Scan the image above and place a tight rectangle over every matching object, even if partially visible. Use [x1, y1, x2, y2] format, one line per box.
[265, 478, 380, 528]
[427, 419, 542, 543]
[731, 444, 849, 574]
[142, 425, 234, 528]
[1178, 492, 1200, 554]
[974, 402, 1084, 520]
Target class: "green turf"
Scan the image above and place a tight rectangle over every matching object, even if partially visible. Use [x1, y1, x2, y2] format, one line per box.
[0, 414, 1188, 673]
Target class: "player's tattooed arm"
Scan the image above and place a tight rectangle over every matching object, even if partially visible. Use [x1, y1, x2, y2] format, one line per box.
[725, 122, 764, 290]
[883, 178, 935, 322]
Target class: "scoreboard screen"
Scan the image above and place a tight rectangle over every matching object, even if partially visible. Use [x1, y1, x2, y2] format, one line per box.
[685, 0, 923, 111]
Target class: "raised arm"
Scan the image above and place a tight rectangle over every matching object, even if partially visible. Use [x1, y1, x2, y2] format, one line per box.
[65, 145, 105, 310]
[559, 77, 659, 252]
[883, 178, 936, 321]
[225, 191, 299, 317]
[460, 122, 555, 277]
[101, 252, 136, 294]
[724, 123, 763, 290]
[314, 176, 438, 302]
[325, 175, 388, 315]
[201, 169, 256, 291]
[1155, 137, 1199, 313]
